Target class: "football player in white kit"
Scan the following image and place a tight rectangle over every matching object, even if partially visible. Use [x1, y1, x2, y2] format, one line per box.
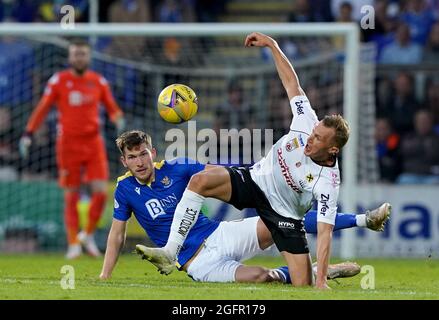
[137, 32, 372, 289]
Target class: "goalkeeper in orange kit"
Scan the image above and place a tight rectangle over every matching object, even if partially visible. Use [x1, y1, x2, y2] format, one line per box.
[20, 39, 125, 259]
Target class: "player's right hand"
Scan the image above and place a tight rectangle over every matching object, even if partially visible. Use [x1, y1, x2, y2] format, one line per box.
[244, 32, 276, 48]
[99, 273, 110, 280]
[315, 280, 331, 290]
[19, 134, 32, 159]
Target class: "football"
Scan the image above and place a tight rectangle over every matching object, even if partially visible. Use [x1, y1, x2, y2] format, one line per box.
[157, 84, 198, 123]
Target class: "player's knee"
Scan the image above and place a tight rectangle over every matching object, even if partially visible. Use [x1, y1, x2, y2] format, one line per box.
[90, 180, 108, 193]
[188, 172, 210, 195]
[291, 275, 312, 287]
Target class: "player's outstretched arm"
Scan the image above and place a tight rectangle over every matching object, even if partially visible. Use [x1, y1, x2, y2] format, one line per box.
[100, 219, 127, 280]
[245, 32, 305, 100]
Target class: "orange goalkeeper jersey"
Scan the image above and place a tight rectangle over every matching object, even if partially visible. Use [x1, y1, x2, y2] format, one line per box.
[26, 69, 123, 138]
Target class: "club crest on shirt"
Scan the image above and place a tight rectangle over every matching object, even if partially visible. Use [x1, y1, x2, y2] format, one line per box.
[306, 174, 314, 183]
[286, 138, 300, 152]
[161, 176, 173, 188]
[295, 162, 301, 168]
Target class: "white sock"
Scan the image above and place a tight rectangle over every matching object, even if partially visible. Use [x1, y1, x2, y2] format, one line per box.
[164, 189, 205, 258]
[356, 214, 367, 227]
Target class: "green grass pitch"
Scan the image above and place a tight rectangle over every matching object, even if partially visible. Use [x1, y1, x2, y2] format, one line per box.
[0, 254, 438, 300]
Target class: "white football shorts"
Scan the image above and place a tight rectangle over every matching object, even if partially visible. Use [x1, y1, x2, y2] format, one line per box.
[186, 216, 265, 282]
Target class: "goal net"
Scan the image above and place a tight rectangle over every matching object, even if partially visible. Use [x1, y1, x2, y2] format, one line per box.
[0, 24, 372, 256]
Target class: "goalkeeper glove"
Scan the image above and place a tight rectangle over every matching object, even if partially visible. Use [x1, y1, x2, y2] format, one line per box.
[19, 132, 33, 159]
[115, 116, 126, 136]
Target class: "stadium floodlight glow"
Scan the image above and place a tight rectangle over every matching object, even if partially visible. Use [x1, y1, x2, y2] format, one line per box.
[0, 22, 359, 259]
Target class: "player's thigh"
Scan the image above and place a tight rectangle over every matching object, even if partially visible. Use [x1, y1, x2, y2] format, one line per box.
[188, 166, 231, 202]
[84, 138, 109, 184]
[256, 218, 274, 250]
[188, 257, 241, 283]
[187, 217, 263, 282]
[212, 217, 264, 261]
[186, 244, 240, 282]
[89, 180, 108, 193]
[281, 251, 313, 286]
[56, 149, 82, 188]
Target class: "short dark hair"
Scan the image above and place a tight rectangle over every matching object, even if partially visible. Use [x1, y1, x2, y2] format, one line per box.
[322, 114, 350, 149]
[116, 130, 152, 156]
[69, 38, 90, 48]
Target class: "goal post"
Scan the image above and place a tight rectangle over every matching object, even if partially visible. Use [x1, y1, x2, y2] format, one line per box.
[0, 23, 360, 258]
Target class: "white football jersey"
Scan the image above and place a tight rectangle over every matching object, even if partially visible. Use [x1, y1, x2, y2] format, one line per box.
[250, 96, 340, 225]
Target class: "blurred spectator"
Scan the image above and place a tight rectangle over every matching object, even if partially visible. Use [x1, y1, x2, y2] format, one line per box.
[423, 21, 439, 63]
[424, 79, 439, 133]
[107, 0, 151, 59]
[288, 0, 317, 22]
[163, 37, 182, 65]
[214, 80, 256, 165]
[0, 107, 19, 181]
[377, 72, 420, 134]
[305, 85, 325, 119]
[269, 98, 292, 146]
[397, 109, 439, 184]
[0, 36, 34, 106]
[333, 2, 355, 49]
[337, 1, 354, 22]
[308, 0, 333, 22]
[0, 0, 39, 23]
[161, 37, 188, 84]
[379, 22, 423, 64]
[331, 0, 374, 21]
[400, 0, 436, 44]
[156, 0, 196, 23]
[215, 80, 255, 133]
[157, 0, 182, 22]
[6, 0, 39, 22]
[195, 0, 226, 22]
[375, 117, 402, 182]
[38, 1, 57, 22]
[426, 0, 439, 11]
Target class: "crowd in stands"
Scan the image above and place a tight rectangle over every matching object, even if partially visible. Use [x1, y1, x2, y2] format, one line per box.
[0, 0, 438, 184]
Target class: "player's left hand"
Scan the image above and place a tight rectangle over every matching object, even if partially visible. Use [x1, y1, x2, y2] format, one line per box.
[115, 116, 126, 136]
[315, 280, 331, 290]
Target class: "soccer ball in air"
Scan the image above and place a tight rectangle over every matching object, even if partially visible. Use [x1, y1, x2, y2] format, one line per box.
[157, 84, 198, 123]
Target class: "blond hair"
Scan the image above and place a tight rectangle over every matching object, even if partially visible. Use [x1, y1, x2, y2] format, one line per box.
[322, 115, 350, 149]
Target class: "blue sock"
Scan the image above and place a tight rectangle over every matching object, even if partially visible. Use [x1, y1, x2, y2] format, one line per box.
[304, 210, 357, 234]
[274, 266, 291, 284]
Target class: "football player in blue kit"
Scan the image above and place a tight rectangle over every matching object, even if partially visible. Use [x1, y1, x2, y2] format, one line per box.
[99, 130, 389, 283]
